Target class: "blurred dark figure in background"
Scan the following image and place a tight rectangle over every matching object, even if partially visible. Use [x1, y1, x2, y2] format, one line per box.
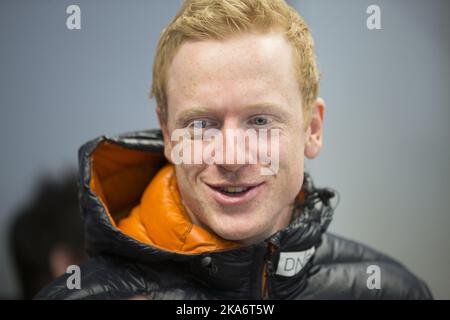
[8, 172, 87, 299]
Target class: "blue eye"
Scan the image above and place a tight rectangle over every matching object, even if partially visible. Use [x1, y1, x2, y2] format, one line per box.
[193, 120, 207, 129]
[250, 116, 270, 126]
[188, 119, 217, 129]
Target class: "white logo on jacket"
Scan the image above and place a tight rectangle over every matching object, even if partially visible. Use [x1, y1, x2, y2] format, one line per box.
[276, 247, 315, 277]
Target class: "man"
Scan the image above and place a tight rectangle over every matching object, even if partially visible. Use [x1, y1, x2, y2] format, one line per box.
[10, 173, 86, 299]
[36, 0, 432, 299]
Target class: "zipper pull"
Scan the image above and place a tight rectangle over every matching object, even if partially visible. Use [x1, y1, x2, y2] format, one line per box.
[266, 242, 277, 275]
[262, 242, 277, 299]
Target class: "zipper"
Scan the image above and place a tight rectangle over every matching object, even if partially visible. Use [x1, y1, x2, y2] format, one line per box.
[261, 242, 277, 299]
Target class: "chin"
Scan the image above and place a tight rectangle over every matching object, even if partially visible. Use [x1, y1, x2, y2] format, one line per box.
[218, 231, 259, 244]
[209, 217, 264, 243]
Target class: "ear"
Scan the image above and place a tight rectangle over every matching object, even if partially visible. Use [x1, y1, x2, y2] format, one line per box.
[304, 97, 325, 159]
[156, 107, 173, 163]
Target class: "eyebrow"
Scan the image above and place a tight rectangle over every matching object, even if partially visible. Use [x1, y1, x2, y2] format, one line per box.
[175, 102, 290, 127]
[242, 102, 289, 115]
[175, 107, 216, 127]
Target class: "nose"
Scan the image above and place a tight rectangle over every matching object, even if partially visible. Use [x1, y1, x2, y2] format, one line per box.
[217, 123, 252, 173]
[218, 162, 247, 173]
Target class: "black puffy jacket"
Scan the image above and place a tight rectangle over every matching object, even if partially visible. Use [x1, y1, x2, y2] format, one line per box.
[36, 130, 432, 300]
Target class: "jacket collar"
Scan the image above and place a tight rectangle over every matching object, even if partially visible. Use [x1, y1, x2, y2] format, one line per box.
[79, 129, 335, 298]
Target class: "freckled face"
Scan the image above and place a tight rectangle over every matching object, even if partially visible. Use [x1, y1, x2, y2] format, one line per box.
[160, 32, 310, 245]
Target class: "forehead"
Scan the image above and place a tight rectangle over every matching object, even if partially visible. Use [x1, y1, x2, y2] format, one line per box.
[166, 32, 301, 118]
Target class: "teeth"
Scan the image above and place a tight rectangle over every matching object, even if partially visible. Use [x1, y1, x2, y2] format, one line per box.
[221, 186, 248, 193]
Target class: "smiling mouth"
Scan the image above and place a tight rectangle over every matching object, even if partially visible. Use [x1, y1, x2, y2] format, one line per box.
[212, 185, 254, 196]
[205, 182, 265, 202]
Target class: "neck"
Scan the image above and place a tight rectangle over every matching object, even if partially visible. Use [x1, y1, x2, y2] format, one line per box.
[238, 203, 295, 246]
[184, 201, 295, 246]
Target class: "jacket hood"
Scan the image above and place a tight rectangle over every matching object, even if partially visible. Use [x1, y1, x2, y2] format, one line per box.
[78, 129, 336, 265]
[33, 136, 431, 299]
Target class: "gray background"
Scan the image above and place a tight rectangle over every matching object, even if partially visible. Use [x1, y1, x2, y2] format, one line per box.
[0, 0, 449, 299]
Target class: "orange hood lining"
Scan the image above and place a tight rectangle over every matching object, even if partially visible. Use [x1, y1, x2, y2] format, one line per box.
[89, 141, 165, 227]
[118, 164, 240, 254]
[89, 140, 239, 254]
[88, 140, 306, 255]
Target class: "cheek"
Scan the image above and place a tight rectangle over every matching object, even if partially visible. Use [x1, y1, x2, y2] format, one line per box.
[279, 131, 304, 166]
[176, 164, 199, 186]
[175, 165, 197, 199]
[277, 133, 305, 188]
[175, 165, 208, 205]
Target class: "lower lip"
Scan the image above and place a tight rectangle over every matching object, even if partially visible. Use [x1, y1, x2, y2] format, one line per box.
[206, 183, 266, 206]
